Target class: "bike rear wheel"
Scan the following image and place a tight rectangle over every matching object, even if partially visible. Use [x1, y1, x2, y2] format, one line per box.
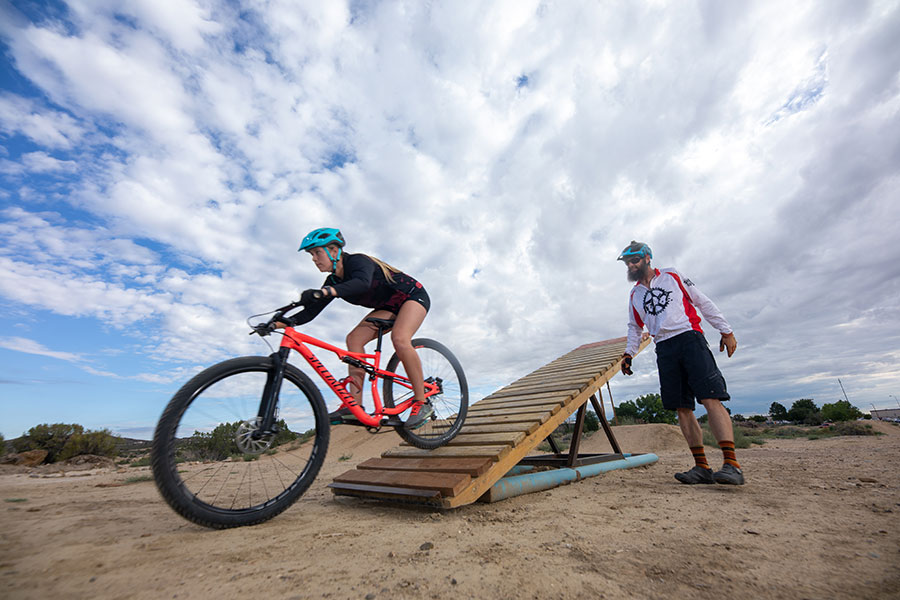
[151, 356, 329, 528]
[383, 338, 468, 449]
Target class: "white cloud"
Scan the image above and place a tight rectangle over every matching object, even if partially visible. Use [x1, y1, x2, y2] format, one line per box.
[1, 0, 899, 438]
[0, 336, 83, 362]
[0, 93, 85, 149]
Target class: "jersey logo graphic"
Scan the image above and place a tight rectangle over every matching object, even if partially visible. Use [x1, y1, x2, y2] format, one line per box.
[683, 278, 695, 287]
[643, 287, 672, 315]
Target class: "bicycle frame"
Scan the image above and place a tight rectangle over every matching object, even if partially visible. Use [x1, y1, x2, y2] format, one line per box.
[275, 327, 439, 428]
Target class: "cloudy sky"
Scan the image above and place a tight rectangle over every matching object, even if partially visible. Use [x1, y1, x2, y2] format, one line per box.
[1, 0, 899, 440]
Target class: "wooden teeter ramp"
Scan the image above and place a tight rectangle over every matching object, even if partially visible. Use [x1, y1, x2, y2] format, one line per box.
[328, 335, 654, 507]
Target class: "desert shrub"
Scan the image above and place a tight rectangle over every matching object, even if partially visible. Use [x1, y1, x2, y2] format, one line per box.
[827, 422, 878, 436]
[182, 419, 298, 461]
[771, 426, 806, 437]
[13, 424, 117, 462]
[612, 415, 638, 426]
[14, 423, 83, 461]
[0, 433, 5, 456]
[57, 429, 118, 461]
[702, 425, 760, 449]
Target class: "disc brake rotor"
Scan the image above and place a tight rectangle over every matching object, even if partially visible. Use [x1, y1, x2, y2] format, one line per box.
[235, 417, 274, 454]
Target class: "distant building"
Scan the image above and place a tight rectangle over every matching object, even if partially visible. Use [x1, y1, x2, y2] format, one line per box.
[871, 408, 900, 421]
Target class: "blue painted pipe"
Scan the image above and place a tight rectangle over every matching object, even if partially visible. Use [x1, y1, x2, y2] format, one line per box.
[487, 453, 659, 502]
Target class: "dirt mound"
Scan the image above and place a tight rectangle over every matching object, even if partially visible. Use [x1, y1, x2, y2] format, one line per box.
[581, 423, 686, 455]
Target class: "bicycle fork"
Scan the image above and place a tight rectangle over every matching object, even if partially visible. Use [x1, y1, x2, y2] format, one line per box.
[254, 347, 290, 438]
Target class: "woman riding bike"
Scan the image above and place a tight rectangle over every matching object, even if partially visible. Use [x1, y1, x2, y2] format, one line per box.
[289, 227, 433, 429]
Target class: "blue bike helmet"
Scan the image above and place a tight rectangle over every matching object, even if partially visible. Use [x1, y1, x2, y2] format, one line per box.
[299, 228, 345, 251]
[617, 240, 652, 261]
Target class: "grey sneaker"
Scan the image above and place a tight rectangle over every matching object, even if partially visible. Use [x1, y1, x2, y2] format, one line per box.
[404, 402, 434, 430]
[674, 465, 715, 484]
[713, 464, 745, 485]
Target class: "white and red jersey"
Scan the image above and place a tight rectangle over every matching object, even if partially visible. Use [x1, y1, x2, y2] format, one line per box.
[625, 268, 732, 356]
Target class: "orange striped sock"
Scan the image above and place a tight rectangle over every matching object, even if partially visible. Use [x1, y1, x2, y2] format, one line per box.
[690, 446, 710, 470]
[719, 440, 740, 468]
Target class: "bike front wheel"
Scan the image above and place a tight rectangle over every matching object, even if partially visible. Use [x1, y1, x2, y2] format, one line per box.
[151, 355, 329, 528]
[383, 338, 468, 449]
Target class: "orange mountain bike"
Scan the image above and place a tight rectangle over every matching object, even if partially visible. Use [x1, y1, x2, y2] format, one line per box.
[151, 300, 468, 528]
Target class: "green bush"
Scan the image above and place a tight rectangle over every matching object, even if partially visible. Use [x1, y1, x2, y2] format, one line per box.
[821, 400, 863, 422]
[58, 429, 118, 461]
[182, 419, 299, 462]
[12, 423, 117, 463]
[787, 399, 819, 423]
[702, 425, 757, 449]
[827, 422, 878, 436]
[584, 410, 600, 432]
[0, 433, 5, 456]
[617, 394, 677, 425]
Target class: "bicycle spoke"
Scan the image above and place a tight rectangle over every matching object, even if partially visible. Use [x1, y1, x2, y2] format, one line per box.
[152, 358, 328, 527]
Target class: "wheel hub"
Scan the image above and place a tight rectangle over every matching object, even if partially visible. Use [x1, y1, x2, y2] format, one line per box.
[235, 417, 274, 454]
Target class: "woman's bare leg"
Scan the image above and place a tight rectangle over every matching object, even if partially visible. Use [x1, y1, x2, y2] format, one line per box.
[390, 301, 428, 403]
[345, 313, 388, 406]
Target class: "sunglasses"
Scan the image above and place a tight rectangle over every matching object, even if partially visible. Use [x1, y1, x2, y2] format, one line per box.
[625, 256, 644, 265]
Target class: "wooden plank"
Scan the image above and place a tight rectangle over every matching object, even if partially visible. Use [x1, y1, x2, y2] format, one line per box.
[444, 431, 526, 446]
[467, 403, 562, 417]
[383, 444, 511, 460]
[462, 413, 550, 426]
[471, 397, 567, 410]
[487, 383, 583, 399]
[477, 389, 573, 402]
[328, 482, 441, 501]
[457, 422, 540, 435]
[497, 376, 594, 392]
[356, 457, 493, 476]
[523, 361, 618, 379]
[333, 468, 471, 497]
[474, 392, 571, 406]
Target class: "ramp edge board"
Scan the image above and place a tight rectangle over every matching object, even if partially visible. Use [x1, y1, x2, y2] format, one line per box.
[328, 482, 443, 505]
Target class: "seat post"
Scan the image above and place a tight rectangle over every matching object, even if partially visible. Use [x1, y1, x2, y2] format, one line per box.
[365, 317, 395, 355]
[374, 326, 386, 354]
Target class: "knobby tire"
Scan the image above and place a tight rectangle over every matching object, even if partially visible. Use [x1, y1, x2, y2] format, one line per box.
[382, 338, 468, 449]
[151, 356, 329, 529]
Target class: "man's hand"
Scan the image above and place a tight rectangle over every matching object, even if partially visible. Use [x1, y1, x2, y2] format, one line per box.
[719, 332, 737, 357]
[621, 353, 633, 376]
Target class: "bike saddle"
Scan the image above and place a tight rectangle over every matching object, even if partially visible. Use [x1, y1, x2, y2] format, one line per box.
[365, 317, 395, 330]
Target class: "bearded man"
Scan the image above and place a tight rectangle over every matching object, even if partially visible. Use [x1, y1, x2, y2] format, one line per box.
[618, 241, 744, 485]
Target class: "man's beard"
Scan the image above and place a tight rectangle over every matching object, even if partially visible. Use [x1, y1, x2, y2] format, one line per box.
[627, 262, 651, 282]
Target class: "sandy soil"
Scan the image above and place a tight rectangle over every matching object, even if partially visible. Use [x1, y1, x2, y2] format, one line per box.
[1, 422, 898, 600]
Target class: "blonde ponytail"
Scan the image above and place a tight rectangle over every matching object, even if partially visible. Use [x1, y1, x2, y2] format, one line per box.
[365, 254, 401, 283]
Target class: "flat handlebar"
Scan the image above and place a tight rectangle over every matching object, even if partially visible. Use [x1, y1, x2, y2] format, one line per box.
[249, 300, 307, 337]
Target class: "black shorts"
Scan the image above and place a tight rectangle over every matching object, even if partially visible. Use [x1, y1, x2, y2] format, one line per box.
[655, 330, 729, 411]
[405, 286, 431, 313]
[378, 285, 431, 314]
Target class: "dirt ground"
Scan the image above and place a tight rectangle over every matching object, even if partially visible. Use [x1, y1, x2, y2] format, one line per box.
[1, 421, 898, 600]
